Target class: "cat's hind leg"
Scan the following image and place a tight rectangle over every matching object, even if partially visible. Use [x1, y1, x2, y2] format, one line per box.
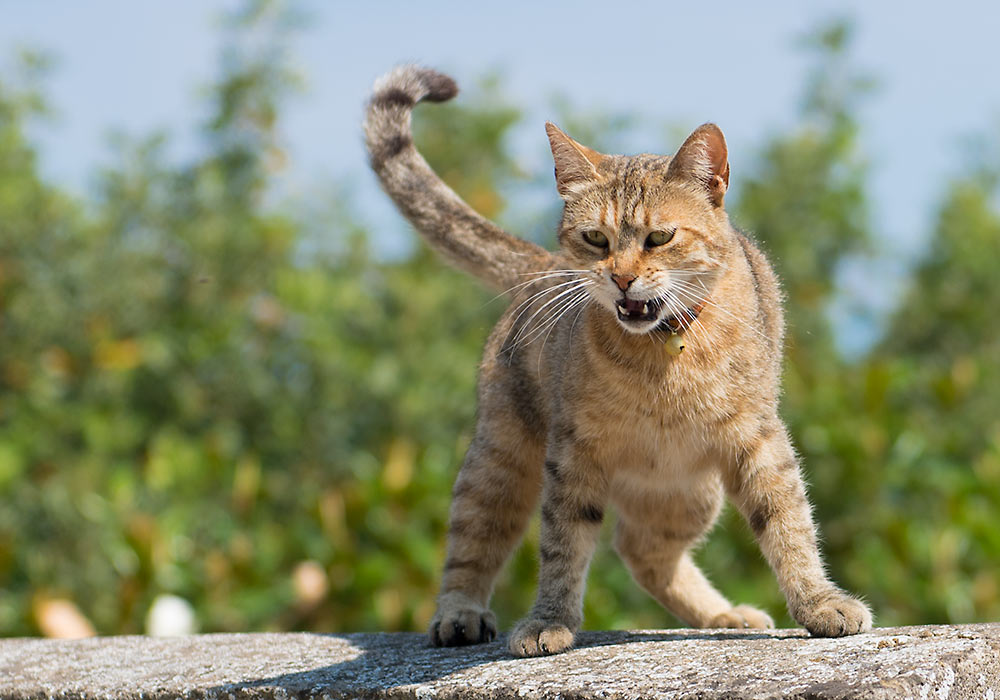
[430, 413, 544, 646]
[614, 484, 774, 630]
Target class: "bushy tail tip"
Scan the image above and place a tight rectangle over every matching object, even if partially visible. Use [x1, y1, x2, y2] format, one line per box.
[418, 69, 459, 103]
[368, 65, 458, 111]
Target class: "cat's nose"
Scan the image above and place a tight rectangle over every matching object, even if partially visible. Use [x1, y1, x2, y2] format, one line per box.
[611, 273, 636, 291]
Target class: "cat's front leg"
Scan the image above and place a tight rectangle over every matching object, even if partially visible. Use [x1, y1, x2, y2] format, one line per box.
[509, 441, 607, 657]
[724, 419, 873, 637]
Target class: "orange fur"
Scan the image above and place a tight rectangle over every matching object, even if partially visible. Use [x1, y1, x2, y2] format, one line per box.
[365, 66, 872, 657]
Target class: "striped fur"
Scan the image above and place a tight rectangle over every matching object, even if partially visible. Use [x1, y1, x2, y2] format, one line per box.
[364, 65, 550, 292]
[365, 66, 871, 657]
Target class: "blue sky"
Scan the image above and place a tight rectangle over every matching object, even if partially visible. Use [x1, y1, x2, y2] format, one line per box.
[2, 0, 998, 263]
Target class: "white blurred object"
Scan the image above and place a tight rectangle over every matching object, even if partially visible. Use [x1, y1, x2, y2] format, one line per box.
[292, 560, 329, 607]
[145, 594, 197, 636]
[35, 598, 96, 639]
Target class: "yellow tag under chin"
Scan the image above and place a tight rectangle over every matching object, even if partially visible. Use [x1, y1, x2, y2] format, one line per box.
[665, 332, 686, 356]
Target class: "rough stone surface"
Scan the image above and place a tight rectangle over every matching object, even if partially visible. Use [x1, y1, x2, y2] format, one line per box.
[0, 625, 998, 700]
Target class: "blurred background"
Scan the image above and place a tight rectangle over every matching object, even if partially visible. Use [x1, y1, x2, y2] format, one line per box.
[1, 0, 998, 638]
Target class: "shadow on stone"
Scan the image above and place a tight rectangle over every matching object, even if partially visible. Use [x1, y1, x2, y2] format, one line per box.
[207, 628, 812, 697]
[1, 625, 996, 699]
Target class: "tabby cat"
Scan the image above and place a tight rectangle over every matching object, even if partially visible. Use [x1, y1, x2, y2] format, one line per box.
[364, 66, 872, 657]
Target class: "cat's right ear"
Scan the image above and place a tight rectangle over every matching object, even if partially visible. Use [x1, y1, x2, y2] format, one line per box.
[545, 122, 605, 198]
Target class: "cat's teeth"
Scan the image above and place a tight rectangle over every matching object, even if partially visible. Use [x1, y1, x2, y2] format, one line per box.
[641, 302, 649, 315]
[617, 304, 628, 316]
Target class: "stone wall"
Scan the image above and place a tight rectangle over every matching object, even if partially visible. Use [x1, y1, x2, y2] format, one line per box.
[1, 624, 998, 699]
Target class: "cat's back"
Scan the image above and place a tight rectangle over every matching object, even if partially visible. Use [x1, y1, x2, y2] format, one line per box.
[735, 230, 785, 361]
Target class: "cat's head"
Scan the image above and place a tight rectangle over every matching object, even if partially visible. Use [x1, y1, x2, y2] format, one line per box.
[547, 122, 734, 335]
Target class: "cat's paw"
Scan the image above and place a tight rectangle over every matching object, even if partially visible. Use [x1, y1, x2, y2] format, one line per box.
[508, 618, 574, 657]
[428, 593, 497, 646]
[795, 592, 872, 637]
[707, 604, 775, 629]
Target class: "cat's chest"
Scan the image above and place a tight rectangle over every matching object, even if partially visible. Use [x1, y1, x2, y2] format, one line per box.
[583, 348, 732, 414]
[567, 351, 737, 475]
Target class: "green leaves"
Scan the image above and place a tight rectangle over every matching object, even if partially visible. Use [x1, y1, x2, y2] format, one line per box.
[1, 15, 998, 638]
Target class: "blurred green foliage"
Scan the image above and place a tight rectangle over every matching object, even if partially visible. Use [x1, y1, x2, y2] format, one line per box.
[0, 14, 997, 637]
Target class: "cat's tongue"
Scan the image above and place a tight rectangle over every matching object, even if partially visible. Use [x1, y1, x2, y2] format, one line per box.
[623, 298, 646, 314]
[616, 296, 659, 324]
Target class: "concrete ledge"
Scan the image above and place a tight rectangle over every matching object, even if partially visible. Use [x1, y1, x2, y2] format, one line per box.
[1, 624, 998, 699]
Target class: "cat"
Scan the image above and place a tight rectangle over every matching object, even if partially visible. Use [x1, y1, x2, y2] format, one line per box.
[364, 65, 872, 657]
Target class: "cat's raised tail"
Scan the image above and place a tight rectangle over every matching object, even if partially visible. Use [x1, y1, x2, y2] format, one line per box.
[364, 65, 551, 292]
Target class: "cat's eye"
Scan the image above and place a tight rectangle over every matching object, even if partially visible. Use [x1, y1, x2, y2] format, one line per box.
[581, 229, 609, 248]
[645, 229, 675, 248]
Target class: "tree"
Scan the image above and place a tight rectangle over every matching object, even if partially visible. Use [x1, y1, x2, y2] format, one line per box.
[2, 11, 997, 637]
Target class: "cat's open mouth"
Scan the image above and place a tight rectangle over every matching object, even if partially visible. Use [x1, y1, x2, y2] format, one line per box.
[616, 296, 662, 325]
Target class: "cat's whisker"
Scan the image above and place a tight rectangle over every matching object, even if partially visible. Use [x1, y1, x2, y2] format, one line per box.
[664, 289, 707, 350]
[489, 272, 587, 307]
[657, 290, 702, 350]
[536, 291, 592, 369]
[500, 278, 588, 356]
[516, 288, 588, 350]
[493, 272, 579, 294]
[514, 295, 583, 359]
[671, 278, 773, 344]
[507, 281, 593, 351]
[644, 329, 659, 349]
[504, 277, 588, 332]
[510, 283, 592, 349]
[519, 268, 591, 277]
[512, 284, 594, 353]
[690, 316, 711, 348]
[666, 284, 716, 349]
[541, 289, 592, 343]
[671, 279, 741, 326]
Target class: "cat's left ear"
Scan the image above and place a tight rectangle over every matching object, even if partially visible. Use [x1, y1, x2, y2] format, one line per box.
[667, 123, 730, 207]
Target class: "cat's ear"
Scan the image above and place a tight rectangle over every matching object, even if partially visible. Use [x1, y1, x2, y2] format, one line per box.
[545, 122, 605, 198]
[667, 123, 730, 207]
